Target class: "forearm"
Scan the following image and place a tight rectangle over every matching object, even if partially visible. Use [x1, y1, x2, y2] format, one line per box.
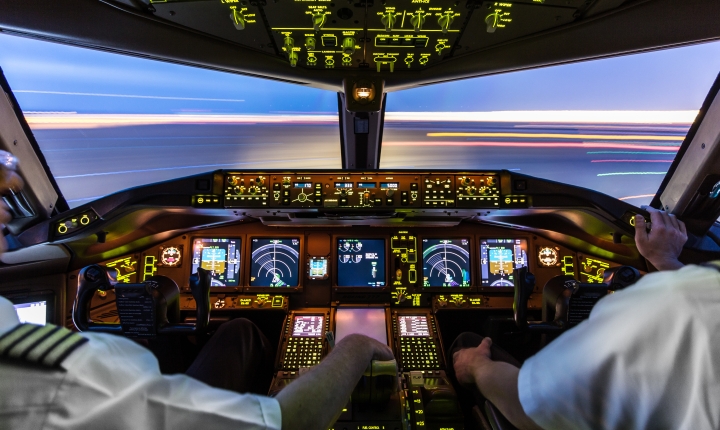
[474, 361, 543, 430]
[275, 334, 373, 430]
[650, 257, 684, 271]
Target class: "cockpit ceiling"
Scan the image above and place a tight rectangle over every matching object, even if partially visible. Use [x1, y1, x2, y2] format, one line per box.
[2, 0, 720, 91]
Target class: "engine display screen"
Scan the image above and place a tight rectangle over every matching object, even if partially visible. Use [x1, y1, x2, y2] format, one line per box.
[337, 239, 386, 287]
[250, 238, 301, 287]
[191, 238, 241, 287]
[398, 315, 430, 337]
[422, 239, 471, 287]
[480, 239, 528, 287]
[335, 308, 387, 345]
[292, 315, 324, 337]
[13, 301, 47, 326]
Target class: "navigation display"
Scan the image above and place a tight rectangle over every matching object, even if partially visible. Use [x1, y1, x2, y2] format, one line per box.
[422, 238, 471, 287]
[337, 239, 386, 287]
[292, 315, 324, 337]
[480, 239, 528, 287]
[398, 316, 430, 337]
[13, 301, 47, 326]
[250, 238, 301, 287]
[191, 238, 241, 287]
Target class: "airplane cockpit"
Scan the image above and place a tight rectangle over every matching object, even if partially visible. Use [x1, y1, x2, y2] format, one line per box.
[2, 0, 720, 429]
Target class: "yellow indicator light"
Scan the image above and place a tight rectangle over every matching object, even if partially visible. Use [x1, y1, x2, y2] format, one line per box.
[426, 132, 683, 141]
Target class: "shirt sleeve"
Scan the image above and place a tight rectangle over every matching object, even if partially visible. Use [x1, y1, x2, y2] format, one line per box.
[51, 331, 282, 430]
[517, 266, 720, 430]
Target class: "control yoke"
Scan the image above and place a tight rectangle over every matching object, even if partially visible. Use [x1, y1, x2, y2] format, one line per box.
[72, 264, 211, 337]
[513, 265, 642, 332]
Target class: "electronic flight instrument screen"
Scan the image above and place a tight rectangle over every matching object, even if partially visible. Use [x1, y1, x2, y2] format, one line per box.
[191, 238, 241, 287]
[292, 315, 324, 337]
[480, 239, 528, 287]
[337, 239, 386, 287]
[398, 316, 430, 337]
[250, 238, 301, 287]
[422, 239, 471, 287]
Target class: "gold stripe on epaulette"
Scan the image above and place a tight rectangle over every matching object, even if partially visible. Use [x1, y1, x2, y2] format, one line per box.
[0, 324, 88, 369]
[703, 261, 720, 270]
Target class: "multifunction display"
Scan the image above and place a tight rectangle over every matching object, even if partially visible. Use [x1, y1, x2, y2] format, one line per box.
[422, 238, 471, 287]
[337, 239, 386, 287]
[480, 238, 528, 287]
[250, 238, 301, 287]
[398, 315, 430, 337]
[292, 315, 324, 337]
[191, 238, 241, 287]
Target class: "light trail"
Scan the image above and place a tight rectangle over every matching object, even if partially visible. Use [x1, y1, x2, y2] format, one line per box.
[15, 90, 245, 102]
[383, 141, 680, 151]
[385, 111, 697, 124]
[619, 194, 657, 201]
[596, 172, 667, 176]
[590, 160, 674, 163]
[426, 132, 683, 141]
[586, 151, 677, 155]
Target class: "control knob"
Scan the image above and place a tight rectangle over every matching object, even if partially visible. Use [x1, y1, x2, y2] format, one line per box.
[312, 11, 326, 30]
[342, 37, 356, 55]
[235, 186, 246, 195]
[297, 193, 308, 202]
[438, 12, 454, 33]
[282, 177, 291, 186]
[305, 36, 316, 51]
[410, 11, 426, 32]
[485, 11, 500, 33]
[486, 176, 497, 186]
[249, 186, 260, 195]
[466, 186, 477, 195]
[339, 189, 348, 197]
[255, 176, 265, 185]
[437, 297, 448, 307]
[230, 9, 246, 30]
[381, 12, 396, 32]
[386, 189, 395, 197]
[478, 186, 489, 195]
[460, 177, 471, 186]
[228, 176, 239, 186]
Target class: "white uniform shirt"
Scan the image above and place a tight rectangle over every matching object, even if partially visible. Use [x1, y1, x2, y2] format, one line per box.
[0, 296, 282, 430]
[518, 264, 720, 429]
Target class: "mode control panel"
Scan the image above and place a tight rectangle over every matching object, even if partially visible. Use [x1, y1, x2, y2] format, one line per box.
[224, 174, 270, 207]
[221, 172, 503, 209]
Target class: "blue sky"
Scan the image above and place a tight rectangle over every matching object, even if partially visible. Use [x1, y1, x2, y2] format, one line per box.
[0, 32, 719, 113]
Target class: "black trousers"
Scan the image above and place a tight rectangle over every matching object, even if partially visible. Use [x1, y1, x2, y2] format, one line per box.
[445, 332, 521, 411]
[186, 318, 275, 395]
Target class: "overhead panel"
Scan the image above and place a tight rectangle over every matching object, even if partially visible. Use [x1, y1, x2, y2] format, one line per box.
[146, 0, 589, 72]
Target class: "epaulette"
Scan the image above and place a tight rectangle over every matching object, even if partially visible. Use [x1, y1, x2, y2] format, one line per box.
[0, 323, 88, 370]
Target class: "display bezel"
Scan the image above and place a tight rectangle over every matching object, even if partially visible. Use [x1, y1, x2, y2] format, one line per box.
[478, 237, 530, 292]
[420, 236, 474, 292]
[189, 237, 243, 290]
[333, 235, 391, 292]
[245, 235, 304, 293]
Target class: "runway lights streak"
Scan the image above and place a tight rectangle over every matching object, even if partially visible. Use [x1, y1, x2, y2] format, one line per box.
[619, 194, 657, 201]
[383, 141, 680, 151]
[426, 132, 684, 141]
[596, 172, 668, 176]
[590, 160, 674, 163]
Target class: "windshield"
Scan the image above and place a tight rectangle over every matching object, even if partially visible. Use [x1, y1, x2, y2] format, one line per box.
[383, 42, 720, 206]
[1, 34, 719, 209]
[0, 34, 341, 208]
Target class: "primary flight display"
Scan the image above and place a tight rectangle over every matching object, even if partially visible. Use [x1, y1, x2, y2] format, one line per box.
[479, 238, 528, 287]
[191, 238, 241, 287]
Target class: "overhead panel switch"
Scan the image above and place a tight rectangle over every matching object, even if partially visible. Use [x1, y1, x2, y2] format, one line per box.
[381, 12, 397, 32]
[342, 37, 356, 55]
[312, 11, 327, 31]
[438, 12, 454, 33]
[410, 11, 426, 32]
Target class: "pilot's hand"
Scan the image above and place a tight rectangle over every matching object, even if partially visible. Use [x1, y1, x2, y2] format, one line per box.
[0, 170, 24, 254]
[635, 207, 686, 271]
[338, 333, 395, 362]
[453, 337, 493, 386]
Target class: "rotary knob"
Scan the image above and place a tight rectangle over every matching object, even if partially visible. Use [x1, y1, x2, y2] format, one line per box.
[312, 11, 326, 30]
[386, 189, 395, 197]
[305, 36, 316, 51]
[438, 12, 454, 33]
[228, 176, 239, 185]
[342, 37, 356, 55]
[381, 12, 396, 31]
[410, 11, 426, 32]
[478, 186, 489, 195]
[288, 51, 298, 67]
[437, 297, 448, 307]
[363, 192, 371, 200]
[297, 193, 308, 202]
[249, 186, 259, 195]
[235, 186, 246, 195]
[460, 177, 471, 186]
[339, 189, 348, 197]
[282, 177, 291, 186]
[486, 177, 497, 186]
[466, 186, 477, 195]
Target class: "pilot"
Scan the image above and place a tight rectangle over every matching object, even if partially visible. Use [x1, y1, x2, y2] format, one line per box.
[451, 207, 720, 429]
[0, 154, 394, 430]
